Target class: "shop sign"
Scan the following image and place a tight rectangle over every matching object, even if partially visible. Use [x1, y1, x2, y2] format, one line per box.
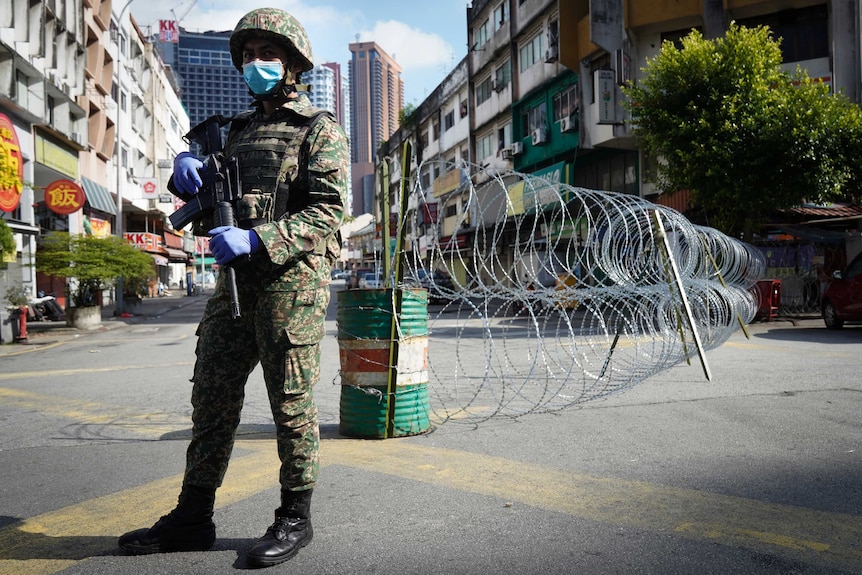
[0, 113, 24, 212]
[124, 231, 162, 252]
[45, 179, 85, 215]
[140, 178, 159, 199]
[523, 162, 570, 214]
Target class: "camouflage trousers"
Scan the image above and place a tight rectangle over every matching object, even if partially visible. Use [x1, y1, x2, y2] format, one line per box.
[184, 277, 329, 491]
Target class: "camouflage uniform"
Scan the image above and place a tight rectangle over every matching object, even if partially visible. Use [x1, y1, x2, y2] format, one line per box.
[184, 94, 348, 492]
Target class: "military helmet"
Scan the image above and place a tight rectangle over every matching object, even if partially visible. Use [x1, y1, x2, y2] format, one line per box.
[229, 8, 314, 73]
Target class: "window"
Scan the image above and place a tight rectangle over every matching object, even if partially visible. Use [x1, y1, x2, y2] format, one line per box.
[738, 5, 828, 63]
[477, 132, 494, 159]
[519, 33, 544, 72]
[522, 103, 547, 134]
[444, 203, 458, 218]
[120, 91, 127, 112]
[474, 18, 490, 49]
[553, 84, 579, 121]
[476, 76, 493, 106]
[494, 2, 509, 31]
[121, 145, 129, 168]
[15, 71, 29, 107]
[46, 95, 54, 125]
[495, 60, 511, 89]
[497, 123, 512, 151]
[444, 110, 455, 131]
[547, 18, 559, 60]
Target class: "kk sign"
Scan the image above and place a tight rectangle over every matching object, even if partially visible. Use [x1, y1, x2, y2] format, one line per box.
[0, 113, 24, 213]
[124, 232, 162, 252]
[45, 179, 85, 215]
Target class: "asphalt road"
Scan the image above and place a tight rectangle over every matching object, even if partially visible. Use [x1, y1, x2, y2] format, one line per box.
[0, 284, 861, 575]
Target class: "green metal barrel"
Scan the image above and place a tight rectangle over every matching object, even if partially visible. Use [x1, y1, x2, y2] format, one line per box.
[337, 288, 431, 438]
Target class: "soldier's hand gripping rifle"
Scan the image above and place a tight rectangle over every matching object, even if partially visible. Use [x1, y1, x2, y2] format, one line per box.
[168, 115, 242, 319]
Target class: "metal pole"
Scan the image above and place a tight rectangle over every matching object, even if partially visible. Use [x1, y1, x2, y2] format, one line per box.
[114, 0, 136, 315]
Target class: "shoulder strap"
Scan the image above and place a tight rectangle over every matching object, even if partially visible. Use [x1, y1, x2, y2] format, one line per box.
[273, 110, 332, 221]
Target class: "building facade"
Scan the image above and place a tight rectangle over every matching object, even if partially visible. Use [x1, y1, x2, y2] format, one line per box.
[364, 0, 861, 289]
[157, 29, 251, 132]
[0, 0, 190, 341]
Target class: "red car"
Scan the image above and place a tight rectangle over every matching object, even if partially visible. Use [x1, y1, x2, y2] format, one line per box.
[821, 251, 862, 329]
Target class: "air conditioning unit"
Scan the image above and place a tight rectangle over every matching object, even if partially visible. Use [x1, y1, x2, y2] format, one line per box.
[511, 141, 524, 155]
[531, 127, 548, 145]
[545, 43, 559, 63]
[501, 147, 513, 160]
[70, 132, 84, 146]
[560, 117, 576, 133]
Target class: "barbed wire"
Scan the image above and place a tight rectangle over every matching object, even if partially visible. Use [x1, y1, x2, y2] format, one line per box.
[337, 161, 765, 426]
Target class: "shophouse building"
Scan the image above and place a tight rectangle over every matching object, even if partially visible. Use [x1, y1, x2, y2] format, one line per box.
[365, 0, 860, 292]
[0, 0, 190, 341]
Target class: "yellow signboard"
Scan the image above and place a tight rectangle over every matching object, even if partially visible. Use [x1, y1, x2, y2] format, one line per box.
[35, 132, 78, 179]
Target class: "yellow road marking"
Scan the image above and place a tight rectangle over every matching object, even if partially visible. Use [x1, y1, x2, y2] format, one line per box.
[0, 362, 194, 381]
[1, 383, 861, 573]
[0, 341, 68, 356]
[324, 440, 862, 569]
[2, 439, 861, 574]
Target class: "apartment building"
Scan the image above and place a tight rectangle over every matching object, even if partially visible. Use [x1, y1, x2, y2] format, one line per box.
[0, 0, 189, 334]
[349, 41, 404, 215]
[364, 0, 858, 287]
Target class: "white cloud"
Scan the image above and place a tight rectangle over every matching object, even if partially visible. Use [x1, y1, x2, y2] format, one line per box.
[358, 20, 453, 71]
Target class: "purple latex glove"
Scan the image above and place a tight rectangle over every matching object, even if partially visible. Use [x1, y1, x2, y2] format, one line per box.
[208, 226, 260, 265]
[173, 152, 204, 195]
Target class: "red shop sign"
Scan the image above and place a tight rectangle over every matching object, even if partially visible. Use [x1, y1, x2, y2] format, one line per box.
[0, 113, 24, 213]
[45, 179, 85, 215]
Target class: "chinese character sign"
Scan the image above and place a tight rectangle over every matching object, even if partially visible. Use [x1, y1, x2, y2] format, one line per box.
[45, 179, 85, 215]
[0, 113, 24, 213]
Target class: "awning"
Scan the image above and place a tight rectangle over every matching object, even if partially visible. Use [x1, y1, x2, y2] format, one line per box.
[6, 221, 40, 236]
[81, 177, 117, 215]
[165, 248, 190, 262]
[151, 253, 168, 266]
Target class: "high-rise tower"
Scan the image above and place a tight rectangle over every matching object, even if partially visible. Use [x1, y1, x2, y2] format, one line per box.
[348, 41, 404, 215]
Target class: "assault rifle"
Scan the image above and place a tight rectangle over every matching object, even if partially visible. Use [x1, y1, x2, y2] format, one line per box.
[168, 115, 242, 318]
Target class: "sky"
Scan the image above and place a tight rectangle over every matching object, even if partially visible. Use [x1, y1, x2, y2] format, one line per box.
[127, 0, 470, 106]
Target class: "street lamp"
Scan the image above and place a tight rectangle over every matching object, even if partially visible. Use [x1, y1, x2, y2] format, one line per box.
[114, 0, 135, 315]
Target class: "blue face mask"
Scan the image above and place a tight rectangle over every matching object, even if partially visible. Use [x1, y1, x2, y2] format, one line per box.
[242, 61, 284, 95]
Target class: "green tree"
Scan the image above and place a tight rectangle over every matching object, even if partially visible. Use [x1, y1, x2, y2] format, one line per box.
[36, 232, 155, 307]
[623, 23, 862, 239]
[0, 219, 14, 260]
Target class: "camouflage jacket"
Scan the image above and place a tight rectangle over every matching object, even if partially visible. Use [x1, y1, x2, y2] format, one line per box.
[219, 94, 349, 292]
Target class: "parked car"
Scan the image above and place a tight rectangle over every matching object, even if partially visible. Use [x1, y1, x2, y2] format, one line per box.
[349, 268, 371, 289]
[359, 271, 383, 289]
[821, 251, 862, 329]
[331, 269, 351, 281]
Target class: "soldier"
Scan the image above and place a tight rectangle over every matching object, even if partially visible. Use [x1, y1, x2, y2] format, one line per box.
[118, 7, 349, 568]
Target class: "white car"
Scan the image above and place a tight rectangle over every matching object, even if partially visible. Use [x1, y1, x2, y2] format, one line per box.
[358, 272, 383, 289]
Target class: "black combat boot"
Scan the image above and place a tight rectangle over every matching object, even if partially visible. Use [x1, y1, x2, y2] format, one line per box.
[246, 489, 313, 568]
[118, 484, 217, 554]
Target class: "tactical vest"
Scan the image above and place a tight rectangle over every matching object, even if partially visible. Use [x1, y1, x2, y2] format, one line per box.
[225, 106, 330, 230]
